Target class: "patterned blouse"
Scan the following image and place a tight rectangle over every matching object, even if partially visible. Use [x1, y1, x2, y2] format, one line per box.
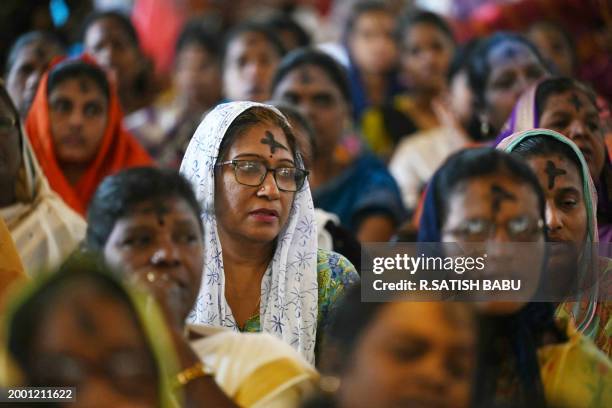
[240, 249, 359, 350]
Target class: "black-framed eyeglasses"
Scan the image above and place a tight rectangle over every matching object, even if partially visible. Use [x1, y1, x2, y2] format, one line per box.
[215, 159, 309, 192]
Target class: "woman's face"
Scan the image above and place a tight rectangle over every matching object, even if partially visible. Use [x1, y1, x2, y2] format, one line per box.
[0, 95, 22, 186]
[103, 197, 204, 327]
[273, 64, 349, 153]
[483, 41, 547, 132]
[349, 10, 398, 75]
[223, 31, 280, 102]
[526, 154, 587, 271]
[175, 44, 222, 109]
[337, 302, 475, 408]
[48, 77, 108, 165]
[539, 89, 606, 179]
[84, 17, 142, 88]
[215, 122, 296, 244]
[30, 280, 159, 408]
[441, 174, 545, 314]
[401, 23, 454, 93]
[527, 25, 574, 76]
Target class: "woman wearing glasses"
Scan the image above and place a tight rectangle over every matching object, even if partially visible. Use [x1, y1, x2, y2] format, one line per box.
[180, 101, 359, 364]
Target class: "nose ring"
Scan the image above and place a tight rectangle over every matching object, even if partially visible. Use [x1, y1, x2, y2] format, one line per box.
[151, 249, 166, 263]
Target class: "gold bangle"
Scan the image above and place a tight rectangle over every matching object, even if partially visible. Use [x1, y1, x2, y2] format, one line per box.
[176, 362, 214, 387]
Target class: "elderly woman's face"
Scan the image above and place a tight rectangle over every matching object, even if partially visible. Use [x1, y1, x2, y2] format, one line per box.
[0, 95, 22, 186]
[337, 302, 475, 408]
[103, 197, 204, 327]
[539, 89, 606, 179]
[215, 122, 296, 244]
[483, 41, 547, 132]
[30, 280, 159, 408]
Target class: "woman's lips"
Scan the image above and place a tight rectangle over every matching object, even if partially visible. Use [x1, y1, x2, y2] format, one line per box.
[249, 209, 279, 222]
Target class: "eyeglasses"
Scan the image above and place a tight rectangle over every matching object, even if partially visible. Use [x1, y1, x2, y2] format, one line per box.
[443, 216, 544, 242]
[216, 159, 309, 192]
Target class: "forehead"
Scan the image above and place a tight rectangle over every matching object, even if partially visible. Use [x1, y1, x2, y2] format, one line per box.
[374, 302, 475, 343]
[121, 197, 199, 222]
[226, 32, 277, 58]
[543, 89, 598, 114]
[354, 10, 394, 28]
[487, 40, 540, 68]
[87, 18, 134, 44]
[227, 123, 293, 158]
[48, 77, 107, 100]
[405, 22, 449, 44]
[448, 174, 539, 218]
[12, 41, 59, 68]
[277, 65, 342, 96]
[527, 154, 583, 189]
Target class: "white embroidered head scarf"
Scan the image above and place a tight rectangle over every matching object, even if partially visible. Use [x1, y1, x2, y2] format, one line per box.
[180, 101, 318, 363]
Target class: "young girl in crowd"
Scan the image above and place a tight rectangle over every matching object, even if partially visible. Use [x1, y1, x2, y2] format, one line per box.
[362, 10, 455, 159]
[24, 56, 152, 216]
[0, 82, 85, 275]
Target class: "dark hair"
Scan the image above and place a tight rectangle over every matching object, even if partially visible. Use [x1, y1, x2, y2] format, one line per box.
[216, 106, 299, 165]
[264, 14, 311, 49]
[534, 77, 598, 123]
[47, 60, 110, 100]
[396, 9, 455, 48]
[434, 148, 546, 228]
[271, 48, 352, 104]
[81, 10, 140, 48]
[448, 39, 478, 81]
[526, 21, 576, 74]
[272, 101, 317, 163]
[345, 1, 390, 38]
[510, 133, 584, 177]
[7, 253, 142, 379]
[5, 31, 65, 77]
[467, 32, 546, 110]
[325, 283, 386, 371]
[175, 19, 220, 59]
[224, 21, 286, 64]
[86, 167, 203, 250]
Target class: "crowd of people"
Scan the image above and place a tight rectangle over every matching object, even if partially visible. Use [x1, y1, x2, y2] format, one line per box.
[0, 0, 610, 407]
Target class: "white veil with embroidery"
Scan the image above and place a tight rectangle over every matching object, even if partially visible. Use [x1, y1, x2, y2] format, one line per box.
[180, 101, 318, 363]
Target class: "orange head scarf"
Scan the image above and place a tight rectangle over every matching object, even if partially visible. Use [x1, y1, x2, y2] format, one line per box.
[25, 55, 152, 215]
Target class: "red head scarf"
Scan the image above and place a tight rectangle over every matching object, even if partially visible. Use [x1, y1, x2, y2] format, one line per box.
[25, 55, 152, 215]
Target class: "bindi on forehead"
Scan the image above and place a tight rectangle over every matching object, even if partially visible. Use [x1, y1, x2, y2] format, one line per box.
[298, 68, 313, 84]
[78, 79, 91, 93]
[260, 130, 288, 155]
[490, 184, 517, 215]
[75, 307, 97, 336]
[544, 160, 567, 190]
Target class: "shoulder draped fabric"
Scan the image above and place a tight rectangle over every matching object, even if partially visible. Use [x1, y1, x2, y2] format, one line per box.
[497, 128, 610, 356]
[179, 101, 319, 364]
[189, 325, 318, 407]
[0, 217, 27, 305]
[24, 56, 153, 215]
[0, 115, 85, 275]
[0, 254, 182, 407]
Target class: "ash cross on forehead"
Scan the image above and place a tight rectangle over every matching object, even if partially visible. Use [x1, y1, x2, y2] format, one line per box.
[261, 130, 288, 154]
[545, 160, 566, 190]
[569, 93, 583, 112]
[490, 184, 516, 215]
